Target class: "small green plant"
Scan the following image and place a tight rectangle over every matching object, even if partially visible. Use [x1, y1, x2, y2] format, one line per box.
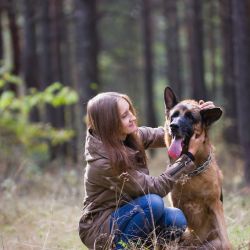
[0, 72, 78, 168]
[117, 239, 128, 248]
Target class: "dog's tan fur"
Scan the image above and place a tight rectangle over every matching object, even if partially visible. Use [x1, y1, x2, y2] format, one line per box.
[165, 98, 231, 249]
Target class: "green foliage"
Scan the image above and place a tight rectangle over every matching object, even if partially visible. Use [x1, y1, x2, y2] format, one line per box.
[117, 240, 128, 248]
[0, 72, 22, 87]
[0, 73, 78, 163]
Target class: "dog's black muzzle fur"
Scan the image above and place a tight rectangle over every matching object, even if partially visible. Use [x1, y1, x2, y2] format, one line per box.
[169, 116, 194, 147]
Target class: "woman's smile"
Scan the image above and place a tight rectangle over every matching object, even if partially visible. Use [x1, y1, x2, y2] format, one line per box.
[118, 98, 138, 136]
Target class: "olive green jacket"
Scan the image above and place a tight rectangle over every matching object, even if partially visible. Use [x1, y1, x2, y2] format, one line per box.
[79, 127, 195, 249]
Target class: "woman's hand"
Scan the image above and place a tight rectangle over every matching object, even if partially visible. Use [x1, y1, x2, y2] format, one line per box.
[199, 100, 215, 110]
[188, 131, 205, 156]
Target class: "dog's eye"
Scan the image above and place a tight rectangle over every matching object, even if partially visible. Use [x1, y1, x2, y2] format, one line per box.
[170, 111, 179, 121]
[185, 112, 194, 120]
[171, 111, 179, 118]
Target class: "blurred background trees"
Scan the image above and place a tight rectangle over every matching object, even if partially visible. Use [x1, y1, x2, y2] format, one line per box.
[1, 0, 250, 186]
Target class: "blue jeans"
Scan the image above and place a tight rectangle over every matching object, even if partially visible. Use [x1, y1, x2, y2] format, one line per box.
[110, 194, 187, 249]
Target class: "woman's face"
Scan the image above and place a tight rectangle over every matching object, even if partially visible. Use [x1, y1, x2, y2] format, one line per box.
[118, 98, 137, 138]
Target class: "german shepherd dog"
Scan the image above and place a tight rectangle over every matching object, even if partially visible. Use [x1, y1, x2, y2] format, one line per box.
[164, 87, 231, 249]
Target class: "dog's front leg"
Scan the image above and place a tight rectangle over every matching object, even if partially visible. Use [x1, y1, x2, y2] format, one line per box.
[209, 201, 231, 250]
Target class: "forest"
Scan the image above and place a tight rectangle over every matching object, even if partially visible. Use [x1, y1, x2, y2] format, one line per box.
[0, 0, 250, 249]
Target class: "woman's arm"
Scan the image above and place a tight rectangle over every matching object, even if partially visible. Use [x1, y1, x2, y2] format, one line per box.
[87, 153, 195, 199]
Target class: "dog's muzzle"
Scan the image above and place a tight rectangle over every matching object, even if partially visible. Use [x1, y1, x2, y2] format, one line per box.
[168, 117, 194, 159]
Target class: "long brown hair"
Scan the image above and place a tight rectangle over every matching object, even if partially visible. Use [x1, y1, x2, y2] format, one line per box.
[86, 92, 147, 173]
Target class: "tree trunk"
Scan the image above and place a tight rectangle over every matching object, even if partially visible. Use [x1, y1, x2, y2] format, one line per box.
[141, 0, 157, 128]
[0, 10, 3, 62]
[60, 1, 77, 161]
[49, 0, 68, 159]
[50, 0, 63, 83]
[6, 0, 20, 93]
[187, 0, 206, 100]
[39, 0, 52, 91]
[39, 0, 59, 126]
[21, 0, 40, 122]
[206, 1, 218, 98]
[164, 0, 182, 98]
[74, 0, 99, 162]
[39, 0, 61, 160]
[232, 0, 250, 185]
[50, 0, 65, 129]
[60, 1, 72, 88]
[220, 0, 238, 144]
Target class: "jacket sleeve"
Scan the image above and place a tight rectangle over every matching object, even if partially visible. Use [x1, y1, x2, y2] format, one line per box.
[87, 154, 195, 199]
[137, 126, 166, 149]
[121, 154, 195, 197]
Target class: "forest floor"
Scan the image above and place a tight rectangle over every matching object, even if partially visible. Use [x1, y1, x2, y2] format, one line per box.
[1, 147, 250, 250]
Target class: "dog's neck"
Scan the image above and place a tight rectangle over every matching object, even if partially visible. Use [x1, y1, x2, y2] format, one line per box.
[194, 139, 212, 166]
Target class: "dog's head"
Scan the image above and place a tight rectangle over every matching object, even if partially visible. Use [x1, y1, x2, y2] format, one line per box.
[164, 87, 222, 160]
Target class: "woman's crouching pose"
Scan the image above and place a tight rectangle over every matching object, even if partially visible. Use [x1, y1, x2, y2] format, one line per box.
[79, 92, 212, 249]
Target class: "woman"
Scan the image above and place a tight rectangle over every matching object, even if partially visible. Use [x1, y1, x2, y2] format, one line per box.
[79, 92, 213, 249]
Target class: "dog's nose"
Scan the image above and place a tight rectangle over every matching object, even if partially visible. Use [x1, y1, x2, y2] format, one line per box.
[170, 123, 179, 131]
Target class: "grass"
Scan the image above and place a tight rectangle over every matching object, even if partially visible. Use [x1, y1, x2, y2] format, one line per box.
[0, 170, 87, 250]
[1, 197, 85, 250]
[1, 148, 250, 250]
[225, 193, 250, 250]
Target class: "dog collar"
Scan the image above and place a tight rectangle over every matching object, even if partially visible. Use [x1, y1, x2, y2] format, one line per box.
[187, 152, 212, 177]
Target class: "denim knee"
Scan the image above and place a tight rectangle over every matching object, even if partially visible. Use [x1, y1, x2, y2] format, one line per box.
[164, 207, 187, 229]
[143, 194, 165, 221]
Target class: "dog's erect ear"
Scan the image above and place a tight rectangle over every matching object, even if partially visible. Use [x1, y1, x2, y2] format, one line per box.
[200, 107, 223, 126]
[164, 87, 178, 113]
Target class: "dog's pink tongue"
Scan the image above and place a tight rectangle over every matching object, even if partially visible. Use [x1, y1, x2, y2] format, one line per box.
[168, 137, 183, 160]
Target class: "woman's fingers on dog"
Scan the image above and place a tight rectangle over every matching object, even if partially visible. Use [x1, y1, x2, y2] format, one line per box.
[199, 101, 215, 110]
[193, 124, 202, 136]
[200, 130, 206, 142]
[197, 130, 206, 144]
[195, 130, 205, 140]
[189, 132, 205, 155]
